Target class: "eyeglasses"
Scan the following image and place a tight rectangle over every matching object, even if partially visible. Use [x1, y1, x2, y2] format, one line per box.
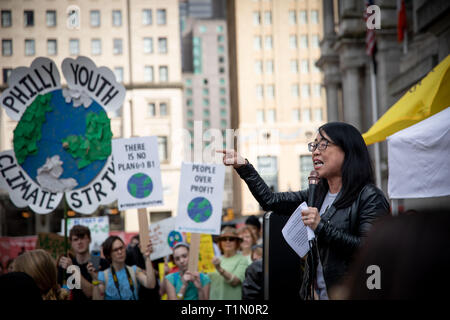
[308, 140, 334, 152]
[221, 237, 238, 242]
[112, 246, 125, 253]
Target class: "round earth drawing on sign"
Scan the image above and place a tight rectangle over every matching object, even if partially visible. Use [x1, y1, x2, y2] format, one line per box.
[187, 197, 213, 223]
[127, 173, 153, 199]
[167, 230, 183, 248]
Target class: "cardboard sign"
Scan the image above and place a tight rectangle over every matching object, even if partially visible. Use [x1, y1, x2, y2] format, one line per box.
[60, 216, 109, 252]
[0, 236, 37, 266]
[186, 233, 215, 273]
[149, 217, 184, 261]
[175, 163, 225, 235]
[112, 136, 163, 210]
[0, 56, 125, 214]
[36, 232, 67, 260]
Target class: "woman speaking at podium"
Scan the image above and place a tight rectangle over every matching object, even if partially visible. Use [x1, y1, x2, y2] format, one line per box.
[218, 122, 389, 300]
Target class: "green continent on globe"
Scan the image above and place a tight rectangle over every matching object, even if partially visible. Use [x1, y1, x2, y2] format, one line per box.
[13, 93, 53, 164]
[62, 111, 113, 169]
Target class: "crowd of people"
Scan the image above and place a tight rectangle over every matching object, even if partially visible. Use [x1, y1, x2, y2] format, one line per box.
[1, 122, 449, 301]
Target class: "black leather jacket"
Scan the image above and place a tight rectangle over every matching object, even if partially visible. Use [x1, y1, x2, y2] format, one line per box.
[236, 162, 390, 298]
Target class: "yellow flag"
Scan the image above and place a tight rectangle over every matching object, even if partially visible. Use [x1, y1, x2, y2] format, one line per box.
[363, 54, 450, 145]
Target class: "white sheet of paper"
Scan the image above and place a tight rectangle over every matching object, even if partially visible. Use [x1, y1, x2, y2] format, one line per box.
[282, 202, 315, 258]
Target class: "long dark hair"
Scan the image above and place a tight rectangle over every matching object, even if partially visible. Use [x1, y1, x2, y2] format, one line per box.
[318, 122, 374, 209]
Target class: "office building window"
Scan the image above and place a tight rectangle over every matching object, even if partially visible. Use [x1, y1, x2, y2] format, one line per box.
[144, 38, 153, 53]
[114, 67, 123, 83]
[253, 12, 261, 25]
[91, 39, 101, 55]
[291, 84, 299, 98]
[303, 108, 311, 121]
[312, 35, 320, 48]
[266, 60, 274, 74]
[158, 136, 168, 161]
[203, 109, 210, 118]
[2, 39, 12, 56]
[300, 35, 308, 48]
[264, 11, 272, 25]
[301, 60, 309, 74]
[219, 88, 226, 95]
[314, 108, 323, 121]
[159, 66, 168, 82]
[113, 38, 123, 55]
[69, 39, 79, 55]
[25, 39, 35, 56]
[187, 109, 193, 117]
[157, 9, 166, 25]
[3, 68, 12, 84]
[290, 60, 298, 73]
[1, 10, 12, 27]
[257, 110, 265, 124]
[148, 103, 156, 117]
[302, 84, 310, 98]
[203, 120, 210, 128]
[254, 36, 261, 50]
[203, 98, 209, 107]
[144, 66, 154, 82]
[313, 84, 321, 97]
[218, 35, 224, 43]
[186, 88, 192, 96]
[218, 45, 225, 54]
[220, 98, 226, 106]
[258, 156, 278, 192]
[289, 10, 296, 24]
[24, 10, 34, 27]
[289, 35, 297, 49]
[90, 10, 100, 27]
[267, 109, 276, 123]
[220, 78, 226, 85]
[220, 109, 227, 117]
[158, 37, 167, 54]
[219, 67, 225, 74]
[46, 10, 56, 27]
[203, 88, 209, 96]
[256, 85, 263, 99]
[219, 56, 225, 63]
[312, 62, 320, 73]
[255, 61, 263, 75]
[112, 10, 122, 26]
[311, 10, 319, 24]
[299, 10, 307, 24]
[221, 119, 227, 128]
[47, 39, 57, 56]
[217, 25, 224, 33]
[292, 109, 301, 122]
[160, 103, 168, 116]
[142, 9, 152, 25]
[264, 36, 273, 50]
[185, 78, 192, 86]
[300, 155, 314, 189]
[267, 85, 275, 100]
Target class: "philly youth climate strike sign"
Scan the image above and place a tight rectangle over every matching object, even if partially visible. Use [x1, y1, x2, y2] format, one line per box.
[175, 163, 225, 235]
[112, 136, 163, 210]
[0, 56, 125, 214]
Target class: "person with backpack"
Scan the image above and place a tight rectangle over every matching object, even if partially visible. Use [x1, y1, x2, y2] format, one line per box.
[87, 235, 156, 300]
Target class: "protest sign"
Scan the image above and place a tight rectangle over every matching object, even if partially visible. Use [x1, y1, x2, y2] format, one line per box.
[60, 216, 109, 252]
[149, 217, 184, 261]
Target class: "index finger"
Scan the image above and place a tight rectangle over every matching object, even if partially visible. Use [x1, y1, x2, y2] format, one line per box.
[215, 149, 226, 154]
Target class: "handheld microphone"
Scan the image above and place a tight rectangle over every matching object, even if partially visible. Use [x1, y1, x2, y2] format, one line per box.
[307, 170, 319, 207]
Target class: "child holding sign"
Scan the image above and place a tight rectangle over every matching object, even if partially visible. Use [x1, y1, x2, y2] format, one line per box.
[164, 243, 211, 300]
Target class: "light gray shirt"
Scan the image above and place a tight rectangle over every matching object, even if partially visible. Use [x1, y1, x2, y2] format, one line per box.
[315, 191, 338, 300]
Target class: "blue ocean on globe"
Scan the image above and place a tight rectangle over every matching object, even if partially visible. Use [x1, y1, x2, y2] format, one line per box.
[127, 173, 153, 199]
[20, 89, 107, 189]
[187, 197, 213, 223]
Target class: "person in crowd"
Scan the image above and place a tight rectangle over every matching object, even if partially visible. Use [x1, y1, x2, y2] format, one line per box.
[209, 226, 250, 300]
[164, 242, 211, 300]
[13, 249, 69, 300]
[245, 215, 262, 244]
[57, 225, 109, 300]
[87, 235, 156, 300]
[6, 259, 14, 273]
[237, 225, 258, 264]
[0, 271, 43, 301]
[125, 235, 161, 301]
[0, 262, 3, 275]
[340, 210, 450, 299]
[242, 244, 264, 300]
[218, 122, 390, 300]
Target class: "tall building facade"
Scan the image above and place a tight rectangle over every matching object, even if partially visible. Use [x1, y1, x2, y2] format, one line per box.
[317, 0, 450, 211]
[180, 0, 233, 215]
[227, 0, 327, 216]
[0, 0, 183, 235]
